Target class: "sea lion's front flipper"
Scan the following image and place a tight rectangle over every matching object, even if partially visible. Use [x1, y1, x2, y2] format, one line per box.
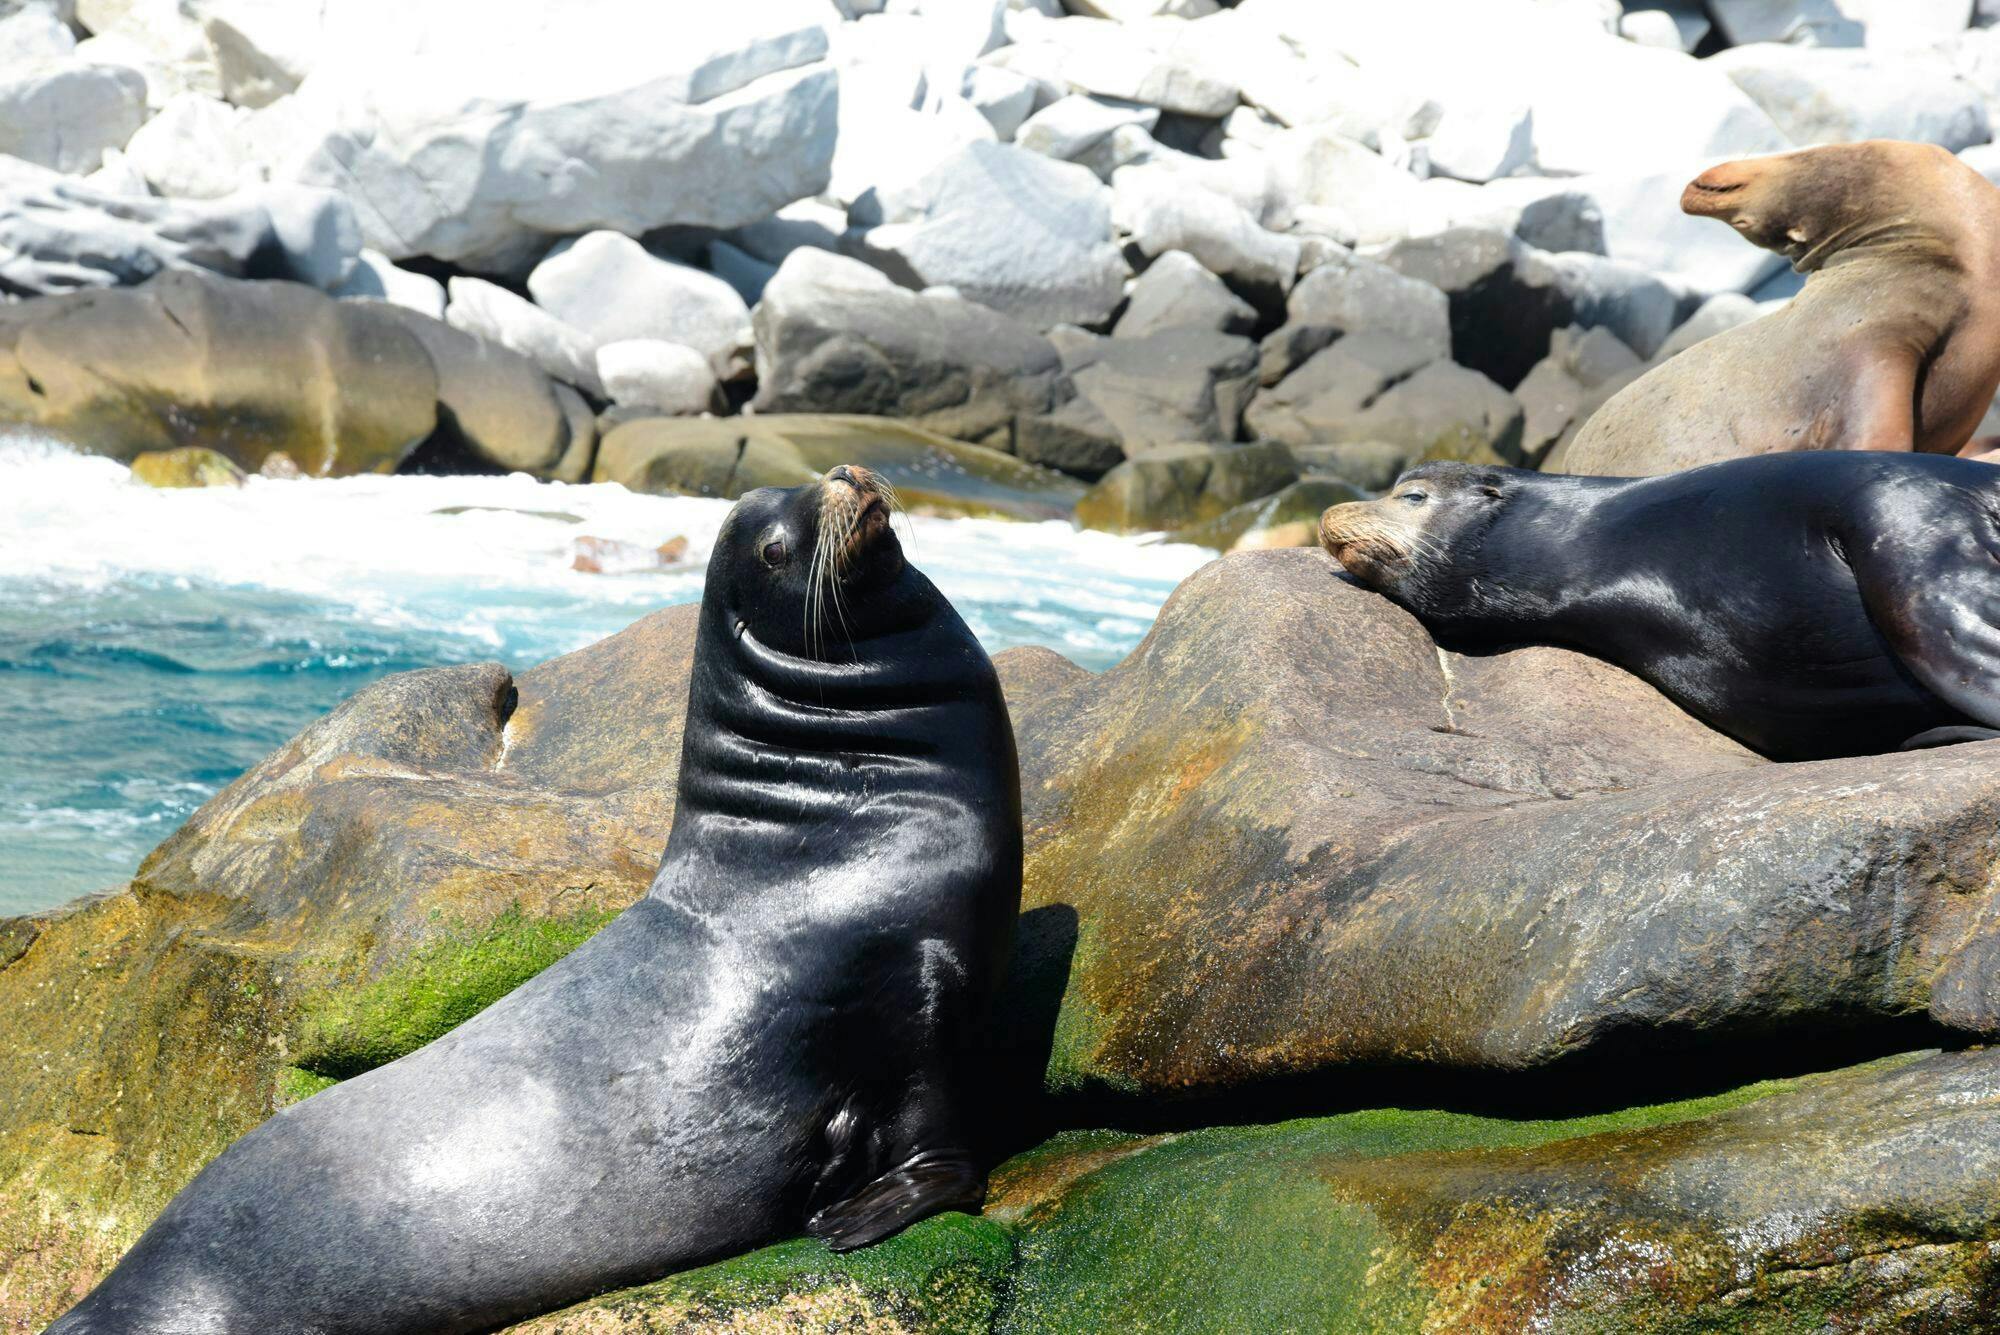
[1847, 504, 2000, 729]
[1901, 725, 2000, 750]
[805, 1147, 985, 1253]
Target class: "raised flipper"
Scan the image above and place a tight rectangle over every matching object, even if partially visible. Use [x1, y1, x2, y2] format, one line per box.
[805, 1147, 986, 1252]
[1845, 489, 2000, 730]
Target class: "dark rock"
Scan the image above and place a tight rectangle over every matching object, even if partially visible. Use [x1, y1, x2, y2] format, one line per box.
[1545, 250, 1680, 360]
[1028, 327, 1260, 472]
[1288, 440, 1411, 492]
[1258, 250, 1451, 388]
[750, 249, 1066, 454]
[1008, 549, 2000, 1101]
[1377, 227, 1573, 388]
[1113, 250, 1257, 339]
[1514, 324, 1642, 464]
[1244, 332, 1525, 463]
[1073, 441, 1298, 534]
[592, 414, 1083, 521]
[0, 269, 437, 474]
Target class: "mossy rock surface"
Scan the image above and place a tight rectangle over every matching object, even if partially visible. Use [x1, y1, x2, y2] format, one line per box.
[593, 414, 1082, 521]
[0, 269, 438, 475]
[128, 446, 246, 488]
[1166, 477, 1364, 551]
[1073, 442, 1298, 536]
[986, 1050, 2000, 1333]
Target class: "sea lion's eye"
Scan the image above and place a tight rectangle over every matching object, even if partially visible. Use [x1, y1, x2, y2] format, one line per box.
[761, 537, 787, 567]
[1400, 490, 1427, 505]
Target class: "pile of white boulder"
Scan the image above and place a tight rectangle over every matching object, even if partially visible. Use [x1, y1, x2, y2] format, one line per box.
[5, 0, 2000, 473]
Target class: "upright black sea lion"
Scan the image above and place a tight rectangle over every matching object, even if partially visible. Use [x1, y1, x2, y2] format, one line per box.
[48, 465, 1024, 1335]
[1549, 140, 2000, 476]
[1318, 452, 2000, 761]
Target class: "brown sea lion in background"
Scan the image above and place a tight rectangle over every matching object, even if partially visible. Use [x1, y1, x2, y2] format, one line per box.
[1548, 140, 2000, 476]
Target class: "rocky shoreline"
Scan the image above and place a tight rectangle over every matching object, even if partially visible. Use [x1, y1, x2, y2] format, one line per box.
[11, 1, 2000, 544]
[9, 547, 2000, 1329]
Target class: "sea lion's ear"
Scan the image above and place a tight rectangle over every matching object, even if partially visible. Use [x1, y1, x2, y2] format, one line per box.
[1786, 226, 1810, 244]
[1478, 483, 1504, 499]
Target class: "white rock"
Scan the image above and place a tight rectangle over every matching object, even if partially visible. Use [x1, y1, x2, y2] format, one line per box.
[1712, 44, 1990, 149]
[0, 62, 147, 174]
[1231, 0, 1790, 177]
[1195, 6, 1417, 147]
[1424, 101, 1534, 182]
[1408, 175, 1607, 254]
[847, 139, 1130, 328]
[333, 247, 446, 320]
[1016, 94, 1159, 162]
[1706, 0, 1862, 45]
[1655, 292, 1760, 359]
[1066, 0, 1220, 18]
[253, 1, 839, 270]
[527, 231, 753, 382]
[1962, 140, 2000, 186]
[1838, 0, 1972, 50]
[122, 93, 252, 199]
[81, 146, 149, 195]
[1624, 2, 1712, 50]
[959, 63, 1040, 140]
[185, 0, 324, 108]
[829, 86, 998, 206]
[731, 199, 847, 266]
[1263, 127, 1429, 246]
[445, 276, 604, 397]
[596, 340, 719, 416]
[74, 0, 222, 106]
[1619, 9, 1686, 47]
[0, 6, 72, 66]
[1556, 170, 1785, 296]
[1112, 164, 1302, 298]
[983, 14, 1241, 116]
[0, 156, 358, 293]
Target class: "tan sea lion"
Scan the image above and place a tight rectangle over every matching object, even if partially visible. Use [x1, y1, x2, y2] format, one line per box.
[1547, 140, 2000, 476]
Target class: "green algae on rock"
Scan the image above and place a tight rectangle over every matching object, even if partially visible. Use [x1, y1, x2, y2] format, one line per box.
[1165, 476, 1367, 552]
[1072, 441, 1299, 536]
[128, 446, 247, 489]
[989, 1050, 2000, 1334]
[592, 414, 1083, 521]
[513, 1214, 1014, 1334]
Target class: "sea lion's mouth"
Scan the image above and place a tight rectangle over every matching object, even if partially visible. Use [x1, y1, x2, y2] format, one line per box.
[1318, 502, 1414, 584]
[819, 465, 897, 576]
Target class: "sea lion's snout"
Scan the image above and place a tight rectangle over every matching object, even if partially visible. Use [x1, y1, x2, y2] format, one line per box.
[1681, 163, 1753, 218]
[819, 464, 895, 570]
[1318, 499, 1414, 586]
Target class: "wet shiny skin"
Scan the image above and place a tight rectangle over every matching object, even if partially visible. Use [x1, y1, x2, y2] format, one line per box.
[48, 468, 1023, 1335]
[1321, 452, 2000, 761]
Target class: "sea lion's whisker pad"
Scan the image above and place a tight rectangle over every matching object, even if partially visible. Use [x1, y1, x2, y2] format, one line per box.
[46, 466, 1024, 1333]
[1319, 453, 2000, 763]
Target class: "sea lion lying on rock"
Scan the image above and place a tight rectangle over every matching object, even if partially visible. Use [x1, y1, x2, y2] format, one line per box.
[1319, 452, 2000, 760]
[48, 465, 1023, 1334]
[1550, 141, 2000, 476]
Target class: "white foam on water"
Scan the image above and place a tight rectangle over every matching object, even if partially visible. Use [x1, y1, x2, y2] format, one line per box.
[0, 435, 1214, 667]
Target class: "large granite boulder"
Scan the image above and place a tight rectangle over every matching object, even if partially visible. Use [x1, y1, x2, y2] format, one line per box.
[592, 414, 1084, 521]
[1007, 549, 2000, 1102]
[526, 231, 751, 382]
[0, 59, 147, 174]
[1113, 250, 1257, 339]
[251, 1, 838, 270]
[0, 269, 438, 474]
[0, 155, 361, 296]
[1712, 44, 1991, 151]
[1025, 327, 1260, 471]
[845, 140, 1131, 330]
[1375, 227, 1575, 389]
[750, 249, 1067, 453]
[1257, 249, 1452, 387]
[1244, 331, 1526, 463]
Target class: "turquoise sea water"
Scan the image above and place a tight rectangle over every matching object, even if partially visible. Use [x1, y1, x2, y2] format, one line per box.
[0, 439, 1210, 916]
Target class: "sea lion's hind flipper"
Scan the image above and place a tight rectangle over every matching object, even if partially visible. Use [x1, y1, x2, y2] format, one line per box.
[1846, 500, 2000, 730]
[805, 1147, 985, 1252]
[1901, 725, 2000, 750]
